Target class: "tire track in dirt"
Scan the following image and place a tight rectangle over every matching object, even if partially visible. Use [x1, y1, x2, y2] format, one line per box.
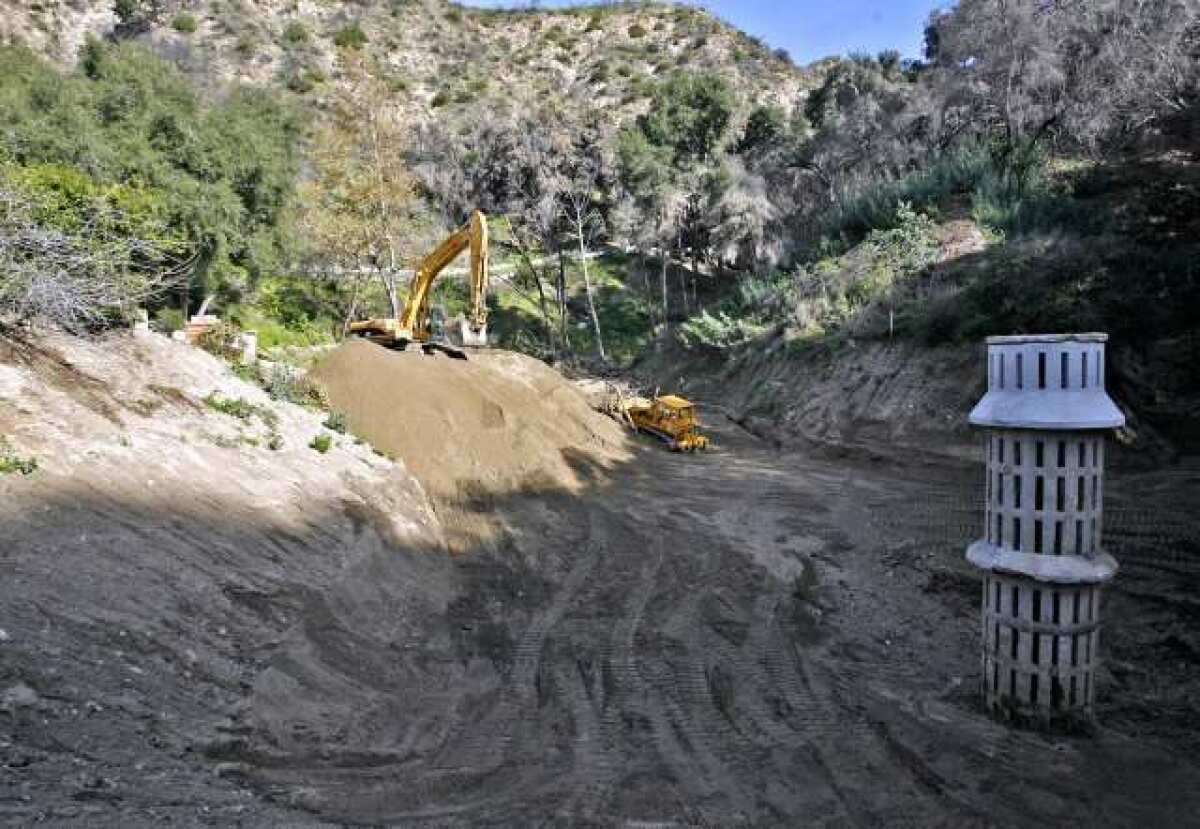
[240, 434, 1200, 826]
[352, 508, 610, 822]
[564, 528, 665, 819]
[442, 508, 606, 775]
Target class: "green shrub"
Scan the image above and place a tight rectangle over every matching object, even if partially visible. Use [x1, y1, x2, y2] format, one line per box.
[154, 307, 184, 332]
[235, 32, 258, 56]
[678, 309, 769, 349]
[282, 20, 308, 44]
[266, 364, 325, 408]
[171, 13, 197, 34]
[309, 433, 333, 453]
[430, 89, 450, 108]
[282, 60, 325, 93]
[628, 23, 647, 38]
[819, 146, 991, 242]
[203, 392, 277, 427]
[0, 437, 37, 476]
[333, 23, 368, 49]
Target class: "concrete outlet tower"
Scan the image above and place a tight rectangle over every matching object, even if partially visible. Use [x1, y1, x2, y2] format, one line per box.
[966, 334, 1124, 723]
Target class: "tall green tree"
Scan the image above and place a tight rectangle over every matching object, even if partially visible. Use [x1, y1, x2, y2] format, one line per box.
[617, 72, 734, 323]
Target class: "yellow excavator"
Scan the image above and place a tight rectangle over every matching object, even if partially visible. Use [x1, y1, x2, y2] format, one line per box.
[349, 210, 489, 356]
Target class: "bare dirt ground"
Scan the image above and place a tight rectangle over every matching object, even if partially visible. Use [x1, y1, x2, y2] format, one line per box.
[238, 418, 1200, 826]
[2, 334, 1199, 826]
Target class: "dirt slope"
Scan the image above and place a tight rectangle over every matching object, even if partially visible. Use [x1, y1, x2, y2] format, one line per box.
[641, 335, 985, 460]
[0, 330, 635, 823]
[0, 328, 446, 823]
[235, 420, 1200, 826]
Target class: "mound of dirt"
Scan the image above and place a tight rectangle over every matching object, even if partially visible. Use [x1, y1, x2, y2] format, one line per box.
[310, 341, 630, 501]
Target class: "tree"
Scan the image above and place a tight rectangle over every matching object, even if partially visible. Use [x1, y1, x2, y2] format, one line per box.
[0, 42, 300, 318]
[1083, 0, 1200, 148]
[707, 160, 780, 270]
[616, 72, 736, 325]
[735, 106, 788, 159]
[112, 0, 164, 36]
[560, 161, 607, 361]
[637, 71, 734, 168]
[301, 54, 434, 326]
[0, 178, 182, 329]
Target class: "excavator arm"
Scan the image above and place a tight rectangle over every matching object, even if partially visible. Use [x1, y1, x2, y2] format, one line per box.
[462, 210, 489, 346]
[349, 210, 489, 350]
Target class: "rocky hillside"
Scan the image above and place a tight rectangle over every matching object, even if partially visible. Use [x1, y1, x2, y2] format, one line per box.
[0, 0, 821, 124]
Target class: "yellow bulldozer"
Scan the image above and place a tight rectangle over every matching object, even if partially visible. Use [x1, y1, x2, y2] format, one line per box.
[349, 210, 490, 357]
[618, 394, 711, 452]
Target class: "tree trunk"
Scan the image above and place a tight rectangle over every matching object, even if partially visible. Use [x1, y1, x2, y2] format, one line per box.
[557, 248, 570, 352]
[532, 266, 554, 352]
[342, 274, 364, 339]
[381, 269, 401, 320]
[503, 217, 556, 352]
[659, 248, 669, 331]
[577, 222, 605, 362]
[677, 236, 689, 317]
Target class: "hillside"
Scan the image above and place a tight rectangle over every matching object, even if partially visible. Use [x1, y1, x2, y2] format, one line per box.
[0, 0, 820, 124]
[631, 153, 1200, 463]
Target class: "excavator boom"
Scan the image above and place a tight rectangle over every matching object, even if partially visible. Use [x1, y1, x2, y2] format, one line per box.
[349, 210, 489, 352]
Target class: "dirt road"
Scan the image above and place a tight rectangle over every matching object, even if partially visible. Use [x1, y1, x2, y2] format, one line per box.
[237, 422, 1200, 826]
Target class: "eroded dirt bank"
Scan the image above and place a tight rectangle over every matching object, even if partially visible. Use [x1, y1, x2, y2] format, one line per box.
[2, 332, 1199, 825]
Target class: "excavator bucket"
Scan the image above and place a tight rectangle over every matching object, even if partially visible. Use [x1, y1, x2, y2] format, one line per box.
[460, 321, 488, 348]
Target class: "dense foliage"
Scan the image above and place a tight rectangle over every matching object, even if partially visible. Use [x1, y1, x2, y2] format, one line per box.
[0, 41, 301, 326]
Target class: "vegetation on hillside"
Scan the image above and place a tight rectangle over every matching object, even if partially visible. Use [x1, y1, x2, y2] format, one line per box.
[0, 40, 300, 329]
[0, 0, 1196, 374]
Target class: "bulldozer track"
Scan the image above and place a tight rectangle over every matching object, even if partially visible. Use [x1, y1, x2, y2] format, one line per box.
[233, 434, 1200, 825]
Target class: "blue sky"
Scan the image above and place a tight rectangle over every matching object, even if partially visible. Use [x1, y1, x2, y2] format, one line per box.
[459, 1, 950, 65]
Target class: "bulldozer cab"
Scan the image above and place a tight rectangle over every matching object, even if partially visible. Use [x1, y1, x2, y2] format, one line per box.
[654, 396, 695, 425]
[649, 396, 708, 451]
